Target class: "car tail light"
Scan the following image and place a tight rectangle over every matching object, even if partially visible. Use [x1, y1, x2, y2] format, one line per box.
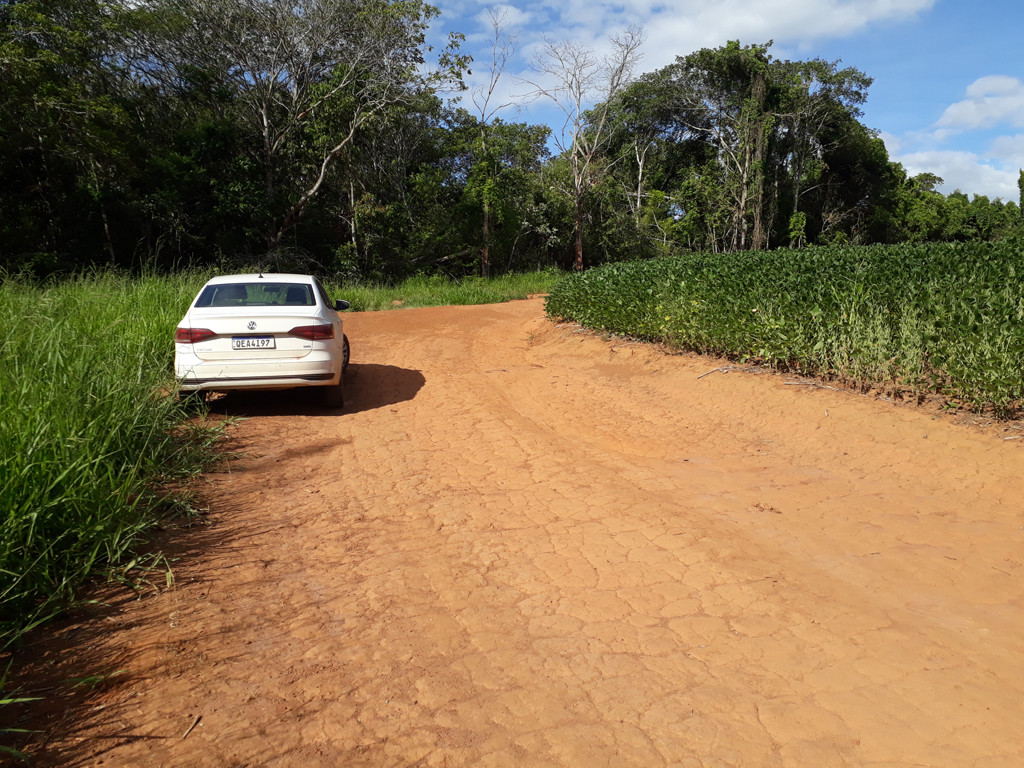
[289, 324, 334, 340]
[176, 327, 217, 343]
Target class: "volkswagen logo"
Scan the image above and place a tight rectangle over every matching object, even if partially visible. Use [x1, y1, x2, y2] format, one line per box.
[247, 321, 257, 330]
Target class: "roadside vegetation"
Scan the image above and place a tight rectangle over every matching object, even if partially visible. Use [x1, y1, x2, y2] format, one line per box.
[0, 272, 220, 649]
[0, 269, 556, 650]
[5, 2, 1023, 282]
[546, 242, 1024, 415]
[333, 270, 558, 311]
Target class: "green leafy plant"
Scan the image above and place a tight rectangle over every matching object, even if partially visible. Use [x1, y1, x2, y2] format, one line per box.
[546, 243, 1024, 414]
[328, 269, 559, 311]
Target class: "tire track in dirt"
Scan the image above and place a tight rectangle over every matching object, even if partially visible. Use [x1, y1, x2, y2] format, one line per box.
[12, 298, 1024, 767]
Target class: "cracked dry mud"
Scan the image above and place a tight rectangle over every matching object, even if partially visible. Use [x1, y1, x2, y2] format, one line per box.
[14, 298, 1024, 767]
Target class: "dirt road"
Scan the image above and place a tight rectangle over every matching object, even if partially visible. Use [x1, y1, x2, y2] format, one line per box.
[14, 298, 1024, 767]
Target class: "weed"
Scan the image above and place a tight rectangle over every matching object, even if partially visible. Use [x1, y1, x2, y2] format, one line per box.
[0, 271, 220, 648]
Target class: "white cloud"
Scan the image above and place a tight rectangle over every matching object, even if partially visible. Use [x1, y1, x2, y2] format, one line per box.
[453, 0, 935, 73]
[579, 0, 932, 69]
[896, 149, 1020, 201]
[481, 4, 531, 28]
[879, 81, 1024, 200]
[990, 133, 1024, 166]
[878, 130, 902, 154]
[936, 76, 1024, 131]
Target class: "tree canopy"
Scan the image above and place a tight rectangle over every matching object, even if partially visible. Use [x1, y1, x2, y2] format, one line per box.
[1, 8, 1020, 279]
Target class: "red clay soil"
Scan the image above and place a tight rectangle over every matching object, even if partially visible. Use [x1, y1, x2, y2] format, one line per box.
[7, 298, 1024, 767]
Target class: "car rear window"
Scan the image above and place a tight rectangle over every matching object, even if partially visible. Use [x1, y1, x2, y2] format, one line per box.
[195, 283, 315, 307]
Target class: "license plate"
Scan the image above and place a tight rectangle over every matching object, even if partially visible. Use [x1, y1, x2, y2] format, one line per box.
[232, 336, 275, 350]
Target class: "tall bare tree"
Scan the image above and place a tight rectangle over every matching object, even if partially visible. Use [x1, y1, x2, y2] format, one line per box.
[523, 26, 643, 270]
[469, 7, 516, 276]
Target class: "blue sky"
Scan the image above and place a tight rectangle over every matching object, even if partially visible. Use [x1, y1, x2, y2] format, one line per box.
[433, 0, 1024, 201]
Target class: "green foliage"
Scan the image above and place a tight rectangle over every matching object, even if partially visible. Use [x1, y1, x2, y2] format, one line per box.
[602, 41, 875, 253]
[787, 211, 807, 247]
[882, 172, 1024, 245]
[2, 1, 1021, 283]
[328, 269, 560, 311]
[546, 243, 1024, 413]
[0, 271, 224, 648]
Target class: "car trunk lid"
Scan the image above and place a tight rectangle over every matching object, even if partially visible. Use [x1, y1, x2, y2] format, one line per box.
[184, 307, 323, 361]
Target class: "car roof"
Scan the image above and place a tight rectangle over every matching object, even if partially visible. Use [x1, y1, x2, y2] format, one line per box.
[203, 273, 316, 286]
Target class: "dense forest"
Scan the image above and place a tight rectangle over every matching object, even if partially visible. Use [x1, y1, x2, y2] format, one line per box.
[3, 0, 1023, 280]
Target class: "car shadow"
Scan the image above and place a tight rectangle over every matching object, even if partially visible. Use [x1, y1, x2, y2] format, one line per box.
[205, 363, 425, 417]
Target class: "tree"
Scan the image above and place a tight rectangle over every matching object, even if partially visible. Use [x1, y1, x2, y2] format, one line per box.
[132, 0, 467, 251]
[0, 0, 137, 270]
[401, 107, 551, 276]
[661, 41, 776, 251]
[466, 7, 517, 276]
[606, 41, 877, 252]
[770, 57, 872, 246]
[895, 172, 946, 242]
[524, 26, 644, 270]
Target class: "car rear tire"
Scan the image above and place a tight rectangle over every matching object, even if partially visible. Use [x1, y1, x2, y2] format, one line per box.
[342, 334, 350, 372]
[321, 372, 345, 408]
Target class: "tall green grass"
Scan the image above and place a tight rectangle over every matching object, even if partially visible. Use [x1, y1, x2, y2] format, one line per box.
[0, 271, 221, 648]
[546, 243, 1024, 412]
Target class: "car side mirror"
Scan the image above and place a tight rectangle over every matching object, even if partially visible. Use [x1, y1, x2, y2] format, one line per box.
[334, 299, 350, 311]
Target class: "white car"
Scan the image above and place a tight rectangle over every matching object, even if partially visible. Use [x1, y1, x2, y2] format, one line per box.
[174, 273, 351, 407]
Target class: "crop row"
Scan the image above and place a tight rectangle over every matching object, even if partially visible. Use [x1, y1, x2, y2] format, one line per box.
[545, 243, 1024, 412]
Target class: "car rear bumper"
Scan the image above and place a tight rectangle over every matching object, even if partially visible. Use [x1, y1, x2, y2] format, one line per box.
[175, 358, 341, 392]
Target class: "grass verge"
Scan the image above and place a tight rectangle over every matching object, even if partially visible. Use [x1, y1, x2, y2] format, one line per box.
[0, 271, 225, 650]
